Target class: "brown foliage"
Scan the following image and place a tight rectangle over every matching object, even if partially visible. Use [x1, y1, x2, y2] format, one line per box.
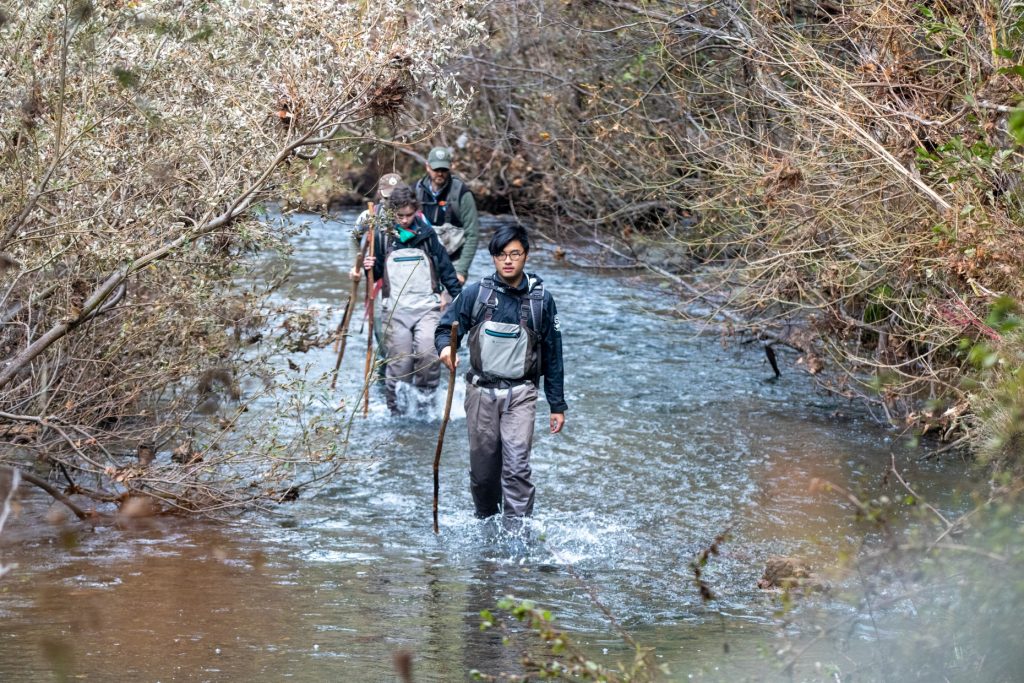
[448, 0, 1024, 450]
[0, 1, 484, 515]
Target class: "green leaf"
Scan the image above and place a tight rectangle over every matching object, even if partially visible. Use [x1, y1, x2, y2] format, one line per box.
[1009, 109, 1024, 145]
[997, 65, 1024, 78]
[985, 296, 1021, 333]
[967, 342, 993, 368]
[113, 67, 140, 89]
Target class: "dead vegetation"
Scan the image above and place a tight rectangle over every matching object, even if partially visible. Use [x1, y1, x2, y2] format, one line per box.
[0, 1, 485, 517]
[442, 0, 1024, 465]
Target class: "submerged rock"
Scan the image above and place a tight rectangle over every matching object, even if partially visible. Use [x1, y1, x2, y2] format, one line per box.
[757, 555, 829, 592]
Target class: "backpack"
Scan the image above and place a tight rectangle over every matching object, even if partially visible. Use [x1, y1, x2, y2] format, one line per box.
[433, 222, 466, 256]
[417, 177, 470, 255]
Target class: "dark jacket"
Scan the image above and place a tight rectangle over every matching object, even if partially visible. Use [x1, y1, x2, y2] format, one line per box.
[365, 217, 462, 299]
[435, 272, 566, 413]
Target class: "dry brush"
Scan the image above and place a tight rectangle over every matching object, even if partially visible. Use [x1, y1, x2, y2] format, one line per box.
[453, 0, 1024, 463]
[0, 0, 485, 516]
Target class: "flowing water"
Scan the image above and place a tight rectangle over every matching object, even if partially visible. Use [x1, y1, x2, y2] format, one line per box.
[0, 211, 975, 681]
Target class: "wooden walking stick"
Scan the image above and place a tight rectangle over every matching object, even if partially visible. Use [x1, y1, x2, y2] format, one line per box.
[330, 204, 373, 390]
[361, 218, 377, 417]
[433, 321, 459, 534]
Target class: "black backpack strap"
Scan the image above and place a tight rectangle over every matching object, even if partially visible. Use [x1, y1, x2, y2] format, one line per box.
[378, 232, 394, 299]
[381, 231, 395, 256]
[471, 278, 498, 325]
[525, 281, 545, 379]
[524, 280, 544, 333]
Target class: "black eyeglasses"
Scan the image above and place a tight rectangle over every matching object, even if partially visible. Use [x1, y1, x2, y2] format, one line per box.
[495, 250, 525, 261]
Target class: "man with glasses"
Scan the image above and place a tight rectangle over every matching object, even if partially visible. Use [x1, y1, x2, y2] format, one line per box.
[414, 146, 480, 284]
[436, 224, 566, 521]
[361, 185, 462, 414]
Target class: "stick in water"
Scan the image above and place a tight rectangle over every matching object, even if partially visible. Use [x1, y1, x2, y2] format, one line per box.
[433, 321, 459, 534]
[362, 217, 377, 417]
[330, 203, 373, 390]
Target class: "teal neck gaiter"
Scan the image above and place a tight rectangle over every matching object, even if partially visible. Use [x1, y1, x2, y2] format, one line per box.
[395, 225, 416, 243]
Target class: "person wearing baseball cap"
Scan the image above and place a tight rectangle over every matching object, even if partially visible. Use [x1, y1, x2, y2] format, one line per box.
[426, 147, 452, 170]
[415, 146, 479, 285]
[353, 172, 404, 243]
[350, 173, 407, 360]
[377, 172, 402, 198]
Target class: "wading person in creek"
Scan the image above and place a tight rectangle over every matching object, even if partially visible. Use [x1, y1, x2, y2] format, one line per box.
[361, 185, 462, 415]
[435, 224, 566, 521]
[414, 146, 480, 285]
[350, 172, 404, 360]
[353, 172, 403, 236]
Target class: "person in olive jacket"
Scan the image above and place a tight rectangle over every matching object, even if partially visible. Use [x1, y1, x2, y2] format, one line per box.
[415, 146, 480, 284]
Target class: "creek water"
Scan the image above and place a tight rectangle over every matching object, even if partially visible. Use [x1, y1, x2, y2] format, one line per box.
[0, 211, 974, 681]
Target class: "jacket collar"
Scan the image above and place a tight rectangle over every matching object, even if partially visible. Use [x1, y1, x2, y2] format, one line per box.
[391, 216, 433, 246]
[488, 271, 539, 294]
[420, 175, 451, 197]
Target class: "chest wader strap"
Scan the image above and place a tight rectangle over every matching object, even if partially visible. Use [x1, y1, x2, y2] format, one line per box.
[469, 278, 545, 387]
[381, 232, 439, 300]
[473, 278, 544, 333]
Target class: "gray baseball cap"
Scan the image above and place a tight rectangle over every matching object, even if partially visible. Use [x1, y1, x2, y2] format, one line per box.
[378, 172, 402, 197]
[427, 147, 452, 170]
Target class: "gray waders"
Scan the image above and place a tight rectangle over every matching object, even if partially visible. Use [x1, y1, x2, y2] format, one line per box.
[462, 277, 545, 518]
[465, 382, 538, 518]
[380, 246, 442, 413]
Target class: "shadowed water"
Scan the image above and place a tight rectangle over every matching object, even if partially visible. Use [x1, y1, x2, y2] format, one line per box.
[0, 211, 975, 681]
